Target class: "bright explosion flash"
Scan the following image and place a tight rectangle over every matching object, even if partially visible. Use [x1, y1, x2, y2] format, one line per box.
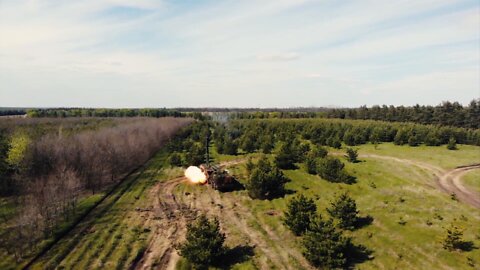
[185, 166, 207, 184]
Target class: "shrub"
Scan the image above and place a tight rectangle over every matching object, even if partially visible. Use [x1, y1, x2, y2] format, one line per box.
[447, 137, 457, 150]
[316, 157, 356, 184]
[168, 153, 183, 167]
[343, 130, 356, 146]
[223, 138, 238, 155]
[327, 193, 359, 230]
[304, 155, 317, 175]
[260, 136, 274, 154]
[327, 136, 342, 149]
[311, 146, 328, 158]
[275, 141, 299, 169]
[408, 135, 420, 147]
[284, 195, 317, 235]
[185, 144, 205, 166]
[345, 148, 358, 163]
[442, 223, 464, 251]
[178, 214, 226, 267]
[394, 128, 408, 145]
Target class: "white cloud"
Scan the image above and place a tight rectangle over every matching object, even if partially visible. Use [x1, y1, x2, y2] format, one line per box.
[0, 0, 478, 107]
[256, 52, 300, 61]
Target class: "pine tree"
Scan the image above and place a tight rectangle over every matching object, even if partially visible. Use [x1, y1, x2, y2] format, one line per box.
[185, 144, 205, 166]
[284, 195, 317, 235]
[343, 130, 356, 146]
[447, 137, 457, 150]
[260, 136, 274, 154]
[345, 148, 358, 163]
[442, 223, 464, 251]
[327, 192, 359, 230]
[302, 216, 351, 269]
[168, 152, 183, 167]
[223, 136, 238, 155]
[275, 142, 297, 169]
[316, 157, 356, 184]
[178, 214, 226, 267]
[246, 157, 289, 199]
[304, 154, 317, 174]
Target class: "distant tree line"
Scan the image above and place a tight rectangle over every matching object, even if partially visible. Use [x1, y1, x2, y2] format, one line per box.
[0, 117, 192, 260]
[0, 109, 27, 117]
[211, 119, 479, 157]
[232, 100, 480, 129]
[26, 108, 208, 120]
[326, 100, 480, 129]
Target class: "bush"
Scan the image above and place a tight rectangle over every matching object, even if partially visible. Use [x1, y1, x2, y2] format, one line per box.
[345, 148, 358, 163]
[246, 157, 289, 200]
[343, 130, 356, 146]
[284, 195, 317, 235]
[275, 142, 297, 169]
[302, 216, 351, 269]
[168, 153, 183, 167]
[408, 135, 420, 147]
[316, 157, 356, 184]
[327, 192, 359, 230]
[312, 146, 328, 158]
[222, 136, 238, 155]
[178, 214, 226, 267]
[260, 136, 274, 154]
[447, 137, 457, 150]
[304, 155, 317, 175]
[425, 131, 441, 146]
[185, 144, 205, 166]
[327, 136, 342, 149]
[394, 128, 408, 145]
[442, 223, 464, 251]
[240, 132, 257, 153]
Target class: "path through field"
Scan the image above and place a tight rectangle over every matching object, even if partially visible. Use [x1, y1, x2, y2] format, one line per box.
[135, 160, 314, 270]
[359, 154, 480, 208]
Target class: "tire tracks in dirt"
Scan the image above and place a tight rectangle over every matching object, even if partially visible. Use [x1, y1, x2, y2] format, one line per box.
[438, 164, 480, 208]
[134, 176, 196, 270]
[354, 154, 480, 209]
[136, 160, 314, 270]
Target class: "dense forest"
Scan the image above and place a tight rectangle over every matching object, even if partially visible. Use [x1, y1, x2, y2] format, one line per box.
[3, 99, 479, 129]
[233, 100, 480, 129]
[212, 118, 480, 158]
[26, 108, 188, 118]
[0, 117, 192, 260]
[325, 100, 480, 129]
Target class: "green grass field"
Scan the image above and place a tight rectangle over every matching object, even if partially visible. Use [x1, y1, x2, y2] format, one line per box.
[2, 142, 478, 270]
[463, 170, 480, 194]
[22, 150, 181, 270]
[204, 143, 480, 269]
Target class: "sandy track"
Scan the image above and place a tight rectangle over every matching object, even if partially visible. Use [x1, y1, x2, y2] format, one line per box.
[357, 154, 480, 209]
[136, 160, 314, 270]
[134, 176, 195, 270]
[438, 164, 480, 208]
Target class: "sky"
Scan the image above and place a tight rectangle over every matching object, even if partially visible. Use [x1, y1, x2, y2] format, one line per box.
[0, 0, 479, 108]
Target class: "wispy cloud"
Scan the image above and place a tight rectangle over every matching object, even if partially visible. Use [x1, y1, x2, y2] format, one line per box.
[256, 52, 300, 61]
[0, 0, 478, 107]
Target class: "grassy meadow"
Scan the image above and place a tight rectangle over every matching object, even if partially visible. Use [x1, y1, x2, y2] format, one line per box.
[183, 142, 480, 269]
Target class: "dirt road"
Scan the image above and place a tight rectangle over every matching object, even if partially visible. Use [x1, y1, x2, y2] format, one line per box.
[135, 160, 314, 270]
[358, 154, 480, 209]
[438, 164, 480, 208]
[136, 154, 479, 269]
[133, 176, 193, 270]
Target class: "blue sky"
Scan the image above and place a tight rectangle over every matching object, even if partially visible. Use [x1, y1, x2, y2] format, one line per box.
[0, 0, 478, 108]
